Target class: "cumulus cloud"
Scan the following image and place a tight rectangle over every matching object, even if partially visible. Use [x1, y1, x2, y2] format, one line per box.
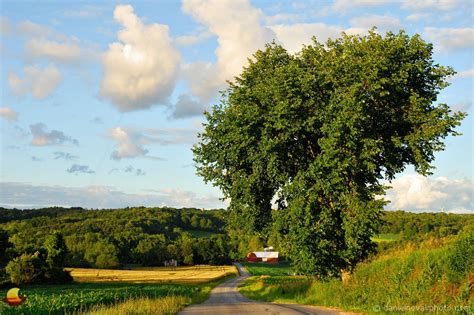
[182, 0, 276, 101]
[171, 94, 207, 118]
[108, 127, 150, 160]
[54, 151, 78, 160]
[67, 164, 95, 174]
[30, 123, 78, 146]
[100, 5, 180, 111]
[385, 174, 473, 213]
[8, 64, 61, 100]
[424, 27, 474, 51]
[108, 126, 197, 160]
[0, 107, 18, 121]
[0, 182, 226, 209]
[270, 23, 342, 53]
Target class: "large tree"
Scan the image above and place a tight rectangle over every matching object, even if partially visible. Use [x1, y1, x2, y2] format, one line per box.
[193, 31, 465, 277]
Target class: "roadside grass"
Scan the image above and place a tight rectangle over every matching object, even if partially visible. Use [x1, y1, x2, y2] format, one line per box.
[86, 295, 187, 315]
[241, 262, 293, 276]
[239, 230, 473, 314]
[82, 273, 237, 315]
[0, 268, 237, 314]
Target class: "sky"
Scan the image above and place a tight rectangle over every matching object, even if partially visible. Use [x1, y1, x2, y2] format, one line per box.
[0, 0, 472, 213]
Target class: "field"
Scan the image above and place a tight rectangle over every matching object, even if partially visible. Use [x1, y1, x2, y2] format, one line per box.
[68, 265, 236, 284]
[241, 262, 293, 276]
[0, 266, 237, 314]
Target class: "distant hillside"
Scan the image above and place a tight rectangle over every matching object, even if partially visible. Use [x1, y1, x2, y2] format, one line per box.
[0, 206, 229, 269]
[1, 207, 472, 272]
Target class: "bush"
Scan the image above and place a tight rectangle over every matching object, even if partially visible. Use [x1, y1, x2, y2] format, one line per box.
[6, 252, 42, 285]
[446, 229, 474, 283]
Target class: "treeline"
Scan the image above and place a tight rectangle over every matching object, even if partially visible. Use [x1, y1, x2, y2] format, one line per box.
[1, 206, 472, 285]
[380, 211, 474, 238]
[0, 207, 231, 285]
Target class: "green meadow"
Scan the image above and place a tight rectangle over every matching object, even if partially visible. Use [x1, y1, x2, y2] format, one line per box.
[239, 229, 474, 314]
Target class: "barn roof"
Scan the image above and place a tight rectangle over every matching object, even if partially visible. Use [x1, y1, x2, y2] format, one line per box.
[253, 251, 279, 258]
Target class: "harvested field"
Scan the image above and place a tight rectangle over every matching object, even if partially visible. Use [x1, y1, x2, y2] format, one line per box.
[67, 265, 237, 284]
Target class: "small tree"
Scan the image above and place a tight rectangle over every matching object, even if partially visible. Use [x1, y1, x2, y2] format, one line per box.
[6, 253, 42, 285]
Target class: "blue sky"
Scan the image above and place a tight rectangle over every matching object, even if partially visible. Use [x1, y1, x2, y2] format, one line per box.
[0, 0, 472, 212]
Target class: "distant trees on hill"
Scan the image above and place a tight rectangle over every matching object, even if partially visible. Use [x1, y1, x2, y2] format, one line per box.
[0, 206, 472, 285]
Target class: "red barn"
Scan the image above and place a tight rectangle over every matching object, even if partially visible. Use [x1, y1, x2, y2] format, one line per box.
[246, 251, 279, 263]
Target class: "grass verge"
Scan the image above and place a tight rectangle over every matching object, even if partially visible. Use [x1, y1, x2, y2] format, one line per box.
[239, 230, 473, 314]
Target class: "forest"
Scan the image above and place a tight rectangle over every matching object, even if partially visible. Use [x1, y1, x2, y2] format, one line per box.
[1, 206, 472, 286]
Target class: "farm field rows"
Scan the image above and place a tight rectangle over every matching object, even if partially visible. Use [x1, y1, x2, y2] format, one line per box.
[68, 265, 236, 284]
[0, 266, 237, 314]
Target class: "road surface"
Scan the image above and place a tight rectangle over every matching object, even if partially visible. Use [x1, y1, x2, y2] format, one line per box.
[178, 263, 344, 315]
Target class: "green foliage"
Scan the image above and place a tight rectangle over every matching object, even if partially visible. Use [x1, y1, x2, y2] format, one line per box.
[0, 282, 199, 314]
[6, 252, 42, 285]
[0, 206, 228, 268]
[445, 228, 474, 283]
[193, 30, 465, 276]
[44, 232, 67, 269]
[132, 234, 167, 266]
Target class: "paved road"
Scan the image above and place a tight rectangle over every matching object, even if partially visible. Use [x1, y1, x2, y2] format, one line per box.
[178, 263, 343, 315]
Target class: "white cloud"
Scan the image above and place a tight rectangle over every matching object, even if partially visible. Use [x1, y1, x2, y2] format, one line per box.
[171, 94, 207, 119]
[108, 126, 198, 160]
[270, 23, 342, 53]
[8, 64, 61, 100]
[332, 0, 392, 12]
[100, 4, 180, 112]
[349, 14, 401, 32]
[182, 0, 276, 101]
[30, 123, 78, 146]
[25, 39, 82, 64]
[385, 174, 473, 213]
[424, 27, 474, 51]
[453, 68, 474, 78]
[401, 0, 463, 11]
[0, 107, 18, 121]
[17, 20, 67, 40]
[108, 127, 149, 160]
[0, 182, 226, 209]
[265, 13, 303, 24]
[175, 30, 212, 46]
[405, 13, 431, 22]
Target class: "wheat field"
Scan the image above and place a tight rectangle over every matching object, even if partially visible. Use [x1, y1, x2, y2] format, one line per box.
[67, 265, 237, 284]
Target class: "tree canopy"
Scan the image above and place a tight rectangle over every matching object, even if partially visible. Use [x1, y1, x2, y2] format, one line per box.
[193, 30, 466, 277]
